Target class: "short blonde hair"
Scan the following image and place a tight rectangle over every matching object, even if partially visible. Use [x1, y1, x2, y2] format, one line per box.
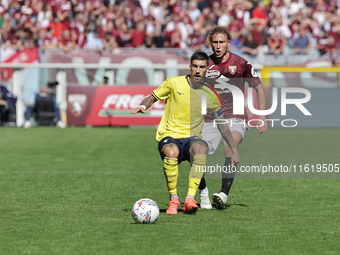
[208, 26, 232, 42]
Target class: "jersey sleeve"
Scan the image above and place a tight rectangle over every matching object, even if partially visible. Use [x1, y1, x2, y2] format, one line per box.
[244, 61, 262, 88]
[152, 79, 172, 101]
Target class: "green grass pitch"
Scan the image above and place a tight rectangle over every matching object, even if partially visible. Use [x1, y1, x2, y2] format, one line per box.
[0, 127, 339, 254]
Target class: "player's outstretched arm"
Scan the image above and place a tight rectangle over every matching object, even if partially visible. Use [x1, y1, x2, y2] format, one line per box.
[131, 95, 158, 114]
[254, 83, 268, 135]
[215, 116, 240, 165]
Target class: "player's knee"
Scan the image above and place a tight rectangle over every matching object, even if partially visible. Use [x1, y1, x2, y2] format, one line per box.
[163, 146, 179, 159]
[192, 143, 208, 155]
[197, 146, 208, 155]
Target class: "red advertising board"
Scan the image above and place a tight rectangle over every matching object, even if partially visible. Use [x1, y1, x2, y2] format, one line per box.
[66, 85, 268, 126]
[67, 86, 164, 126]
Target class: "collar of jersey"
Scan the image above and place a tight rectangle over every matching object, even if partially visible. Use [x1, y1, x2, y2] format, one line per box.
[186, 75, 205, 89]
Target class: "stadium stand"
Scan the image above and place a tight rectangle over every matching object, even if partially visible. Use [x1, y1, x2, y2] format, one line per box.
[0, 0, 338, 63]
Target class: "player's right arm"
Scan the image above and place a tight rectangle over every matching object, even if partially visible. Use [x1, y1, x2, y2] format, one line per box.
[131, 95, 158, 114]
[131, 78, 172, 114]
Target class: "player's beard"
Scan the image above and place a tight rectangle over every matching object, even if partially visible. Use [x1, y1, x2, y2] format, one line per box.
[191, 76, 204, 88]
[193, 76, 202, 82]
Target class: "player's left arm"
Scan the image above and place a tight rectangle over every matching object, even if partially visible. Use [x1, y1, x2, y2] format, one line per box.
[253, 83, 268, 135]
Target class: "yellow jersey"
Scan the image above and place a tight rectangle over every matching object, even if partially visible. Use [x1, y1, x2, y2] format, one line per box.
[152, 75, 222, 142]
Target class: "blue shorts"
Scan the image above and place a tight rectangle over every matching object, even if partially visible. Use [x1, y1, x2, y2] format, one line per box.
[158, 136, 207, 164]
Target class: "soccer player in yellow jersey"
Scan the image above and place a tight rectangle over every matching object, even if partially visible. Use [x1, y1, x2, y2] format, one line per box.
[131, 52, 239, 214]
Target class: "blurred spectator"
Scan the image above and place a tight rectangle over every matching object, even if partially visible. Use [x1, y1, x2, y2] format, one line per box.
[58, 0, 72, 28]
[37, 3, 52, 29]
[227, 16, 244, 52]
[41, 27, 58, 50]
[0, 84, 17, 126]
[152, 28, 166, 48]
[267, 18, 292, 40]
[12, 11, 23, 31]
[0, 0, 336, 56]
[267, 31, 285, 56]
[24, 81, 65, 128]
[104, 3, 117, 23]
[103, 32, 118, 51]
[166, 14, 188, 49]
[166, 25, 182, 48]
[291, 27, 313, 54]
[58, 29, 75, 52]
[196, 7, 213, 29]
[288, 0, 306, 16]
[131, 22, 146, 48]
[47, 14, 66, 38]
[170, 0, 184, 16]
[0, 86, 7, 106]
[187, 26, 205, 51]
[242, 32, 259, 56]
[248, 18, 266, 46]
[217, 6, 231, 27]
[188, 1, 201, 23]
[116, 22, 132, 47]
[5, 28, 22, 50]
[317, 32, 339, 56]
[148, 0, 165, 23]
[99, 76, 109, 85]
[76, 29, 90, 49]
[86, 30, 104, 50]
[252, 1, 268, 24]
[145, 35, 154, 48]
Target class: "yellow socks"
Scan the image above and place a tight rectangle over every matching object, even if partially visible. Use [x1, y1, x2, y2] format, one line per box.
[187, 154, 206, 197]
[163, 157, 179, 195]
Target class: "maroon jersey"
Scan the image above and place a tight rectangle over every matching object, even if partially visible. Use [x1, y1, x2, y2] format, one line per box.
[204, 52, 261, 122]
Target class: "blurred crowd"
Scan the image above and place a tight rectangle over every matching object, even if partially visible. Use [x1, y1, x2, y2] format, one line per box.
[0, 0, 339, 57]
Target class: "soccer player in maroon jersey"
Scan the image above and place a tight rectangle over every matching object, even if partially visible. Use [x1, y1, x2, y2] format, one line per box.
[199, 26, 268, 209]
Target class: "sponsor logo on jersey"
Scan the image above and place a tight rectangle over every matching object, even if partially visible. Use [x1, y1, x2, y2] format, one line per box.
[205, 70, 220, 78]
[218, 89, 231, 94]
[228, 65, 237, 75]
[68, 94, 87, 117]
[177, 92, 184, 95]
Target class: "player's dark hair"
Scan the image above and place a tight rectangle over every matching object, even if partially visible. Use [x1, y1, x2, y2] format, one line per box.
[208, 26, 232, 42]
[190, 52, 209, 65]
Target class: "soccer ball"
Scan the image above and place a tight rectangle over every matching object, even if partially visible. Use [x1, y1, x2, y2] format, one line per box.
[131, 198, 160, 224]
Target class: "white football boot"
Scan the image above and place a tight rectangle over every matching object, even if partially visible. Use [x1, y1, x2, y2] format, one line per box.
[24, 120, 31, 128]
[199, 189, 212, 209]
[56, 121, 66, 128]
[212, 192, 228, 209]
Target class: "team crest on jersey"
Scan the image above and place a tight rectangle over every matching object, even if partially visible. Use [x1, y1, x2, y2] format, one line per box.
[68, 94, 87, 117]
[206, 70, 220, 78]
[228, 65, 237, 75]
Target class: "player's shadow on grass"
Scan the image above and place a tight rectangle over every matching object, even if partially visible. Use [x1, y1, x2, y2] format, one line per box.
[159, 203, 247, 213]
[210, 203, 247, 208]
[124, 202, 247, 214]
